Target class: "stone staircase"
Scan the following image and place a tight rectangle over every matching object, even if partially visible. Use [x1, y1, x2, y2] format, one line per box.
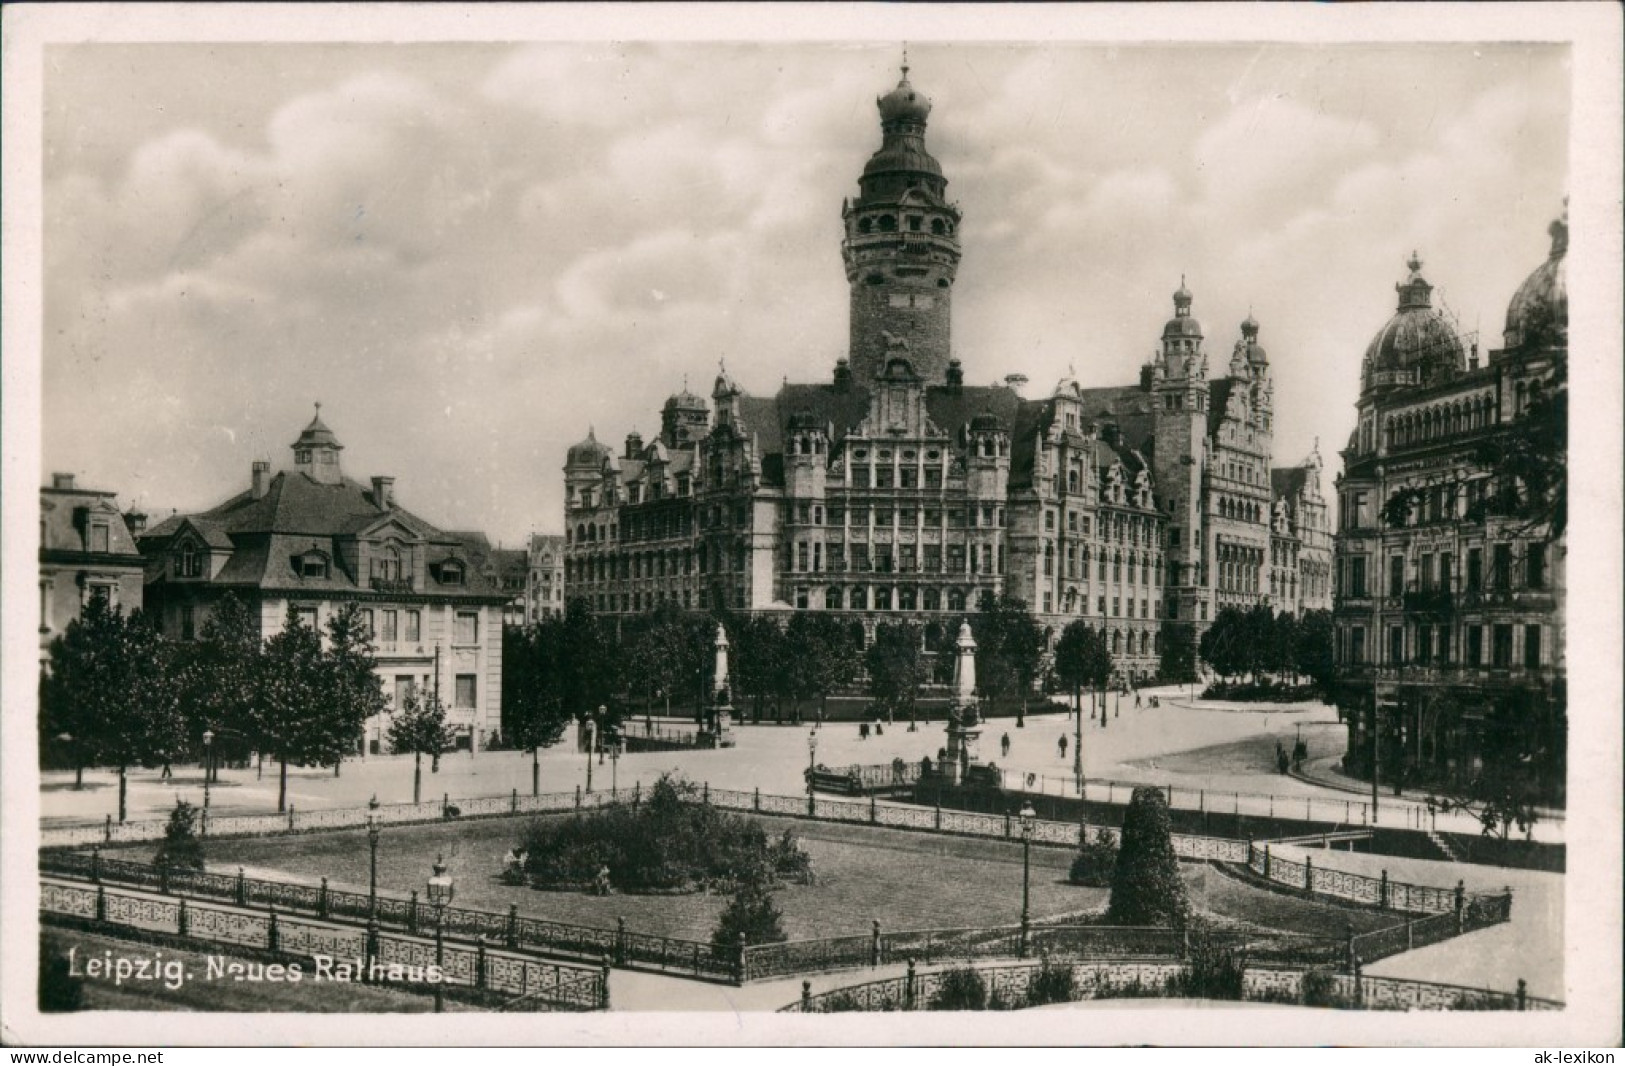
[1425, 829, 1461, 863]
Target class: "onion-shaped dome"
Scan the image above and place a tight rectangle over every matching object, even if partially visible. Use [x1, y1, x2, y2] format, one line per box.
[1361, 252, 1466, 394]
[1162, 277, 1203, 340]
[1503, 209, 1568, 350]
[877, 69, 932, 126]
[1240, 314, 1268, 365]
[969, 409, 1003, 433]
[566, 428, 612, 469]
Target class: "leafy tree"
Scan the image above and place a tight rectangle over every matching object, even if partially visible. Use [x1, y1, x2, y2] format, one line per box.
[253, 609, 331, 813]
[176, 593, 262, 781]
[1293, 610, 1335, 692]
[1026, 957, 1078, 1007]
[1425, 697, 1548, 839]
[972, 592, 1045, 714]
[865, 622, 927, 719]
[153, 798, 206, 873]
[1471, 363, 1566, 539]
[1198, 608, 1248, 681]
[729, 613, 789, 722]
[1068, 826, 1119, 887]
[322, 603, 388, 775]
[388, 687, 456, 805]
[1158, 621, 1198, 685]
[502, 623, 575, 795]
[784, 612, 858, 722]
[40, 599, 186, 820]
[38, 949, 84, 1012]
[928, 966, 988, 1010]
[1107, 787, 1188, 928]
[556, 598, 622, 726]
[709, 864, 788, 958]
[624, 602, 708, 720]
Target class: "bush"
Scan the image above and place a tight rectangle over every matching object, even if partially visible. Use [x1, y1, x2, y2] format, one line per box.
[1300, 968, 1353, 1008]
[1068, 827, 1119, 887]
[1107, 788, 1188, 928]
[709, 867, 787, 957]
[39, 949, 84, 1011]
[928, 965, 987, 1010]
[1170, 924, 1247, 1001]
[1025, 957, 1077, 1006]
[153, 799, 205, 874]
[1200, 681, 1320, 703]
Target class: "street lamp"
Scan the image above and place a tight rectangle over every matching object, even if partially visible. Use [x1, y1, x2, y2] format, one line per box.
[807, 729, 819, 816]
[1018, 801, 1036, 957]
[585, 710, 602, 793]
[201, 729, 214, 813]
[366, 794, 381, 919]
[609, 740, 622, 798]
[427, 854, 455, 1013]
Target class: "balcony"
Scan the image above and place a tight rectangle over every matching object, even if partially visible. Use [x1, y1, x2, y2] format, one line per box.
[370, 577, 415, 594]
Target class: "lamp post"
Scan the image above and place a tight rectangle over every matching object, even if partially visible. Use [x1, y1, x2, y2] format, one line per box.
[366, 794, 381, 919]
[427, 854, 455, 1013]
[609, 740, 622, 798]
[585, 710, 602, 793]
[201, 730, 214, 813]
[807, 729, 819, 816]
[1018, 801, 1036, 957]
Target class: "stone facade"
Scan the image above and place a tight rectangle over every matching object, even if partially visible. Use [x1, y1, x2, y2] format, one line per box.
[38, 473, 147, 662]
[1329, 215, 1567, 802]
[562, 67, 1331, 684]
[526, 533, 566, 623]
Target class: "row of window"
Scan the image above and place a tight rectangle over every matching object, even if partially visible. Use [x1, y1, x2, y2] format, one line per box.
[388, 674, 478, 711]
[795, 542, 1005, 575]
[1043, 591, 1156, 621]
[1339, 542, 1548, 598]
[1340, 622, 1545, 670]
[1044, 544, 1162, 586]
[791, 501, 1004, 528]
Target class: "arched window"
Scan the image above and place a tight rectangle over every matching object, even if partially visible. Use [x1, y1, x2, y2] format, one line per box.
[931, 218, 945, 235]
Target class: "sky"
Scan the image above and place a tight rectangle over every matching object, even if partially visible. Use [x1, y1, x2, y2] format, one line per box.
[41, 40, 1570, 545]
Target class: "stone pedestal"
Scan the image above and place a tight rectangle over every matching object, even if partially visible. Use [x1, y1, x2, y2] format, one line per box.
[945, 620, 981, 783]
[703, 623, 737, 748]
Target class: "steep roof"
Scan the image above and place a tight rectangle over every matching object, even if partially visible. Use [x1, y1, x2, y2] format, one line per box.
[1271, 466, 1309, 502]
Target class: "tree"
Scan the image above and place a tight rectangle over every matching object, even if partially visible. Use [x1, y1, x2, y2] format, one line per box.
[1471, 363, 1566, 539]
[972, 592, 1045, 715]
[177, 593, 262, 781]
[1055, 621, 1111, 718]
[1158, 621, 1198, 686]
[1425, 696, 1549, 840]
[1294, 610, 1335, 692]
[253, 610, 331, 813]
[865, 622, 927, 719]
[323, 603, 388, 775]
[624, 602, 707, 721]
[388, 688, 456, 805]
[556, 598, 622, 725]
[1107, 787, 1188, 928]
[784, 613, 858, 722]
[729, 613, 789, 722]
[1198, 608, 1248, 681]
[40, 599, 186, 820]
[1068, 826, 1119, 887]
[709, 864, 788, 958]
[153, 798, 206, 873]
[502, 623, 576, 796]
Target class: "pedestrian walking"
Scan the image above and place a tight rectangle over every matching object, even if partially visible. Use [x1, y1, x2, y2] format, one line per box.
[859, 722, 870, 740]
[1135, 692, 1142, 709]
[1058, 734, 1069, 760]
[1000, 732, 1011, 757]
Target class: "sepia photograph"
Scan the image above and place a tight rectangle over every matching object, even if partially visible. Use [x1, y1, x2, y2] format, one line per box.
[2, 2, 1620, 1049]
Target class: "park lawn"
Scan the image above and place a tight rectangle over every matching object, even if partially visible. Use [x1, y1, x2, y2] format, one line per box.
[39, 928, 465, 1013]
[104, 812, 1396, 944]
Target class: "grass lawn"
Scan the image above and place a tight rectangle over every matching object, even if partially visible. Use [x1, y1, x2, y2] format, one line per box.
[106, 812, 1402, 944]
[39, 928, 469, 1013]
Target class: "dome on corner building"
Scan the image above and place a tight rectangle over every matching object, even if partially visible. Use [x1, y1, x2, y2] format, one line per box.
[566, 430, 612, 469]
[1503, 210, 1568, 350]
[1361, 253, 1466, 395]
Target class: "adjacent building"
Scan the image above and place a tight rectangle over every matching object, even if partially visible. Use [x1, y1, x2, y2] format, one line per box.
[39, 473, 147, 662]
[563, 66, 1332, 683]
[137, 409, 510, 753]
[525, 533, 566, 623]
[1330, 213, 1567, 802]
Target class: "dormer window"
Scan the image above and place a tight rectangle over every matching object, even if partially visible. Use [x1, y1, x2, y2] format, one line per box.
[175, 541, 202, 578]
[441, 560, 465, 586]
[87, 521, 110, 554]
[372, 544, 402, 584]
[295, 550, 330, 579]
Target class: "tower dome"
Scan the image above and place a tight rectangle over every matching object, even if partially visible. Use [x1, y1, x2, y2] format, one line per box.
[1503, 206, 1568, 350]
[565, 428, 612, 469]
[1240, 314, 1268, 365]
[877, 65, 932, 126]
[1162, 278, 1203, 340]
[1361, 252, 1466, 395]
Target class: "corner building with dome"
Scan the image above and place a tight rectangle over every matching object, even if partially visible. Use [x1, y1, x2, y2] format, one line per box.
[1329, 215, 1567, 802]
[563, 68, 1333, 683]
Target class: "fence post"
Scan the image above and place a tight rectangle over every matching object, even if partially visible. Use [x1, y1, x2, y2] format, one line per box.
[734, 933, 747, 986]
[1004, 810, 1012, 838]
[408, 890, 419, 935]
[442, 792, 449, 818]
[601, 956, 612, 1010]
[318, 877, 329, 919]
[511, 788, 518, 813]
[575, 785, 582, 811]
[1344, 922, 1355, 974]
[95, 884, 107, 923]
[1454, 880, 1465, 935]
[159, 864, 170, 896]
[1199, 789, 1204, 813]
[933, 801, 941, 831]
[870, 793, 877, 824]
[1264, 845, 1272, 879]
[90, 848, 102, 883]
[1516, 978, 1527, 1011]
[177, 898, 189, 937]
[871, 920, 882, 967]
[1269, 794, 1274, 818]
[288, 805, 296, 832]
[267, 905, 280, 952]
[105, 814, 113, 843]
[1345, 800, 1350, 823]
[1379, 870, 1389, 910]
[801, 979, 812, 1012]
[1353, 958, 1364, 1006]
[1405, 918, 1413, 951]
[1305, 855, 1314, 898]
[905, 958, 917, 1010]
[507, 904, 519, 950]
[235, 866, 248, 906]
[753, 787, 761, 812]
[703, 782, 710, 805]
[475, 936, 488, 990]
[616, 917, 628, 966]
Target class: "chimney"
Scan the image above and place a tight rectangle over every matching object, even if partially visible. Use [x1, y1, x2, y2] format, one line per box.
[833, 358, 852, 392]
[945, 358, 964, 390]
[251, 461, 271, 499]
[371, 475, 395, 510]
[124, 511, 148, 537]
[1101, 421, 1122, 447]
[51, 473, 76, 491]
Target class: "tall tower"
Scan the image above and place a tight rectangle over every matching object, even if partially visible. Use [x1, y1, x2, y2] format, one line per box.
[1150, 281, 1210, 614]
[842, 62, 962, 385]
